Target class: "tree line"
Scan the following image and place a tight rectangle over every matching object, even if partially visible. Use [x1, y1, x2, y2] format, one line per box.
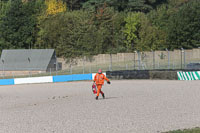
[0, 0, 200, 59]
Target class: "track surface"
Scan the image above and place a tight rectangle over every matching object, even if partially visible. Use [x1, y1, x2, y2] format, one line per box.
[0, 80, 200, 133]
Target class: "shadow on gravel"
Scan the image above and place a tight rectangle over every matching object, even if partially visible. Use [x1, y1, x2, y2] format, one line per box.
[105, 97, 118, 99]
[97, 97, 118, 100]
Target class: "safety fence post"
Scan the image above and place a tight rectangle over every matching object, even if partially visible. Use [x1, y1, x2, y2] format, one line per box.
[109, 53, 112, 71]
[137, 51, 141, 70]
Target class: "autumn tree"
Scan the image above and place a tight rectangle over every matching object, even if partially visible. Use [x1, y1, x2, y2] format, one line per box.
[45, 0, 66, 15]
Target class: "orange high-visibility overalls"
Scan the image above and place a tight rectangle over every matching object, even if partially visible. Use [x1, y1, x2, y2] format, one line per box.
[94, 73, 110, 97]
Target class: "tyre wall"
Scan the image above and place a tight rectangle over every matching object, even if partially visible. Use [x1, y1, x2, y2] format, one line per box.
[106, 70, 200, 80]
[106, 70, 178, 80]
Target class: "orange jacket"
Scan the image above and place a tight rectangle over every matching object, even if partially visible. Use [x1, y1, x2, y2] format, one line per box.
[94, 73, 109, 85]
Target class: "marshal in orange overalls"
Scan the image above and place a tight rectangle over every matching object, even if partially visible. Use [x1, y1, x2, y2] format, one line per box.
[93, 69, 110, 100]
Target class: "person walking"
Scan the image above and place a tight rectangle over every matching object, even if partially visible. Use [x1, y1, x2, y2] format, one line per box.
[93, 69, 111, 100]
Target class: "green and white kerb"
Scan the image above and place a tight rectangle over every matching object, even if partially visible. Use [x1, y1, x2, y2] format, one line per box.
[177, 71, 200, 80]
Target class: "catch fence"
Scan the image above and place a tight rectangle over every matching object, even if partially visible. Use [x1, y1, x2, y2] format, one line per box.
[0, 48, 200, 79]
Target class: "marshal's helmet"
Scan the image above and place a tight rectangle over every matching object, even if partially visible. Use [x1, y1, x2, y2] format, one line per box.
[98, 69, 102, 74]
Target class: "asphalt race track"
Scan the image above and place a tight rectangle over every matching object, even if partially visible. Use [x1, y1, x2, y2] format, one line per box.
[0, 80, 200, 133]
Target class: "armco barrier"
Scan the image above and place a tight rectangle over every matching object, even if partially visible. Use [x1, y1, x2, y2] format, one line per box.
[14, 76, 53, 85]
[0, 73, 94, 86]
[0, 79, 14, 85]
[177, 71, 200, 80]
[53, 73, 92, 82]
[52, 75, 73, 82]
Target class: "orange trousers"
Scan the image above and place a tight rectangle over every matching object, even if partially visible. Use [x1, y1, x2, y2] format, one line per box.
[96, 84, 104, 97]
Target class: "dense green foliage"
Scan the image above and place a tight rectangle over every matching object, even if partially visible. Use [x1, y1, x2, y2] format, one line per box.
[0, 0, 42, 50]
[167, 0, 200, 49]
[0, 0, 200, 59]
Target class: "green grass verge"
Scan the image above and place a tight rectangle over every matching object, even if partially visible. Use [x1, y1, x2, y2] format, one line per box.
[163, 127, 200, 133]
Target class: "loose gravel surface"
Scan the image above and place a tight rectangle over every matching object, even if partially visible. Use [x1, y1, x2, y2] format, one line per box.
[0, 80, 200, 133]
